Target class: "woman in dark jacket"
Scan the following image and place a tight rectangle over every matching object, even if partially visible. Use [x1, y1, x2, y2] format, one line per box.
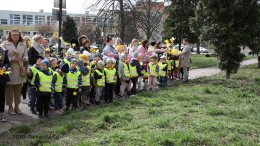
[0, 46, 11, 122]
[28, 35, 45, 66]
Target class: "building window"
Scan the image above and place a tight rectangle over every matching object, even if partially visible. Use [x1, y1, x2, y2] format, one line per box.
[33, 32, 37, 35]
[47, 16, 57, 27]
[10, 14, 20, 25]
[0, 19, 7, 24]
[82, 17, 92, 27]
[35, 15, 45, 25]
[22, 31, 31, 36]
[23, 15, 33, 26]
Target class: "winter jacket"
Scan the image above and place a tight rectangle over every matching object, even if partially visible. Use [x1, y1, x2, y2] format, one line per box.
[80, 46, 90, 54]
[94, 68, 106, 87]
[147, 62, 159, 72]
[28, 46, 39, 65]
[129, 43, 138, 55]
[103, 45, 119, 59]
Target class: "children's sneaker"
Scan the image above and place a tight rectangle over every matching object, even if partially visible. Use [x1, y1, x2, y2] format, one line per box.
[45, 114, 51, 118]
[53, 110, 61, 115]
[0, 116, 7, 122]
[176, 78, 180, 81]
[86, 100, 91, 105]
[121, 95, 126, 99]
[130, 95, 135, 98]
[58, 109, 64, 114]
[39, 115, 46, 119]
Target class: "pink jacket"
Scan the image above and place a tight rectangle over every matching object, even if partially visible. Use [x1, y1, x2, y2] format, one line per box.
[138, 45, 149, 59]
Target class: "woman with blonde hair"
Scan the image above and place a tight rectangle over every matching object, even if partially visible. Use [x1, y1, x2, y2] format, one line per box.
[114, 38, 127, 54]
[129, 39, 138, 55]
[1, 28, 28, 114]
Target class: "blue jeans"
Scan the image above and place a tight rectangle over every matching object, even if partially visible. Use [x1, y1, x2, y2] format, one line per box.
[29, 88, 37, 110]
[54, 92, 63, 110]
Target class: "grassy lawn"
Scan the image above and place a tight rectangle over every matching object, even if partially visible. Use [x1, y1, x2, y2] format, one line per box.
[1, 64, 260, 146]
[190, 54, 257, 69]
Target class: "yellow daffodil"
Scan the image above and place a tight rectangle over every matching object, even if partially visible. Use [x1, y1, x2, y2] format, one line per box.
[59, 36, 63, 41]
[72, 43, 76, 47]
[4, 71, 11, 75]
[170, 37, 175, 42]
[96, 49, 99, 52]
[117, 45, 123, 50]
[91, 62, 94, 65]
[56, 65, 59, 67]
[170, 48, 181, 55]
[106, 75, 109, 78]
[164, 40, 169, 44]
[64, 42, 68, 46]
[56, 43, 58, 46]
[8, 67, 11, 70]
[28, 40, 33, 46]
[138, 42, 141, 45]
[145, 79, 148, 82]
[0, 69, 4, 75]
[39, 86, 44, 91]
[73, 91, 77, 96]
[45, 48, 50, 52]
[27, 47, 29, 50]
[0, 56, 2, 60]
[167, 57, 170, 60]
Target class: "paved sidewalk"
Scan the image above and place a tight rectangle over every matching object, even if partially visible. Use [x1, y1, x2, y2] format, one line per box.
[0, 58, 258, 134]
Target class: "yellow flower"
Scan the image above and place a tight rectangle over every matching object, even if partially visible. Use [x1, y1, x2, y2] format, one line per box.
[117, 45, 123, 50]
[170, 37, 175, 42]
[28, 40, 33, 46]
[138, 42, 141, 45]
[106, 75, 109, 78]
[45, 48, 50, 52]
[73, 91, 77, 96]
[91, 62, 94, 65]
[167, 57, 170, 60]
[4, 71, 11, 75]
[145, 79, 148, 82]
[8, 67, 11, 70]
[0, 69, 4, 75]
[27, 47, 29, 50]
[56, 43, 58, 46]
[72, 43, 76, 47]
[59, 36, 63, 41]
[39, 86, 44, 91]
[0, 56, 2, 60]
[96, 49, 99, 52]
[64, 42, 68, 46]
[164, 40, 169, 44]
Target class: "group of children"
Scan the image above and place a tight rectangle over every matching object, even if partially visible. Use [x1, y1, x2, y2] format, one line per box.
[27, 44, 186, 119]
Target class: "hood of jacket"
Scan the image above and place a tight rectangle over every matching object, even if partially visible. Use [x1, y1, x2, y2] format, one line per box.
[130, 59, 139, 67]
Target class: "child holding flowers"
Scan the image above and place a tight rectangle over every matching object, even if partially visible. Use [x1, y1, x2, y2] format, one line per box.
[146, 55, 159, 91]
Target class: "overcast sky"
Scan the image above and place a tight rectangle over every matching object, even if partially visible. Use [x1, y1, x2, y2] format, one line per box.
[0, 0, 89, 13]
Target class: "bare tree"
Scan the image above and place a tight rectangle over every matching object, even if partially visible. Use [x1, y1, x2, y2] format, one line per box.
[35, 23, 53, 37]
[78, 24, 95, 43]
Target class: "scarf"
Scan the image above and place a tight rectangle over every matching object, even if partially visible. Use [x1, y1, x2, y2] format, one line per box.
[32, 40, 45, 56]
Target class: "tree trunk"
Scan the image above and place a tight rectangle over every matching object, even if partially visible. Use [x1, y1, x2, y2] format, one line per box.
[119, 0, 124, 41]
[196, 41, 200, 54]
[179, 28, 182, 51]
[226, 72, 230, 79]
[258, 56, 260, 68]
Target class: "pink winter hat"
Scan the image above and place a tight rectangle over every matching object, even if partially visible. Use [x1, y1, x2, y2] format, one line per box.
[108, 52, 114, 58]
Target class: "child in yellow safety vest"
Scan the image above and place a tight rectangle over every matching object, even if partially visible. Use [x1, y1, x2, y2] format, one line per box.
[119, 54, 130, 98]
[89, 52, 101, 102]
[158, 55, 168, 87]
[63, 59, 82, 110]
[147, 55, 159, 91]
[104, 58, 117, 103]
[51, 63, 69, 115]
[129, 51, 141, 98]
[34, 59, 53, 119]
[79, 65, 91, 108]
[174, 57, 181, 80]
[143, 55, 150, 90]
[94, 60, 106, 105]
[28, 56, 44, 114]
[64, 48, 75, 67]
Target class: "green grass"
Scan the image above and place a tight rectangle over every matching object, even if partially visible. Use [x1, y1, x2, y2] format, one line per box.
[190, 54, 257, 69]
[1, 64, 260, 145]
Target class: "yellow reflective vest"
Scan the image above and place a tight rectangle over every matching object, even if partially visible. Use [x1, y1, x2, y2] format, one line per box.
[104, 68, 116, 83]
[158, 64, 167, 77]
[54, 72, 63, 92]
[95, 69, 105, 87]
[148, 63, 158, 76]
[37, 71, 53, 92]
[66, 71, 81, 89]
[129, 64, 138, 77]
[30, 67, 40, 86]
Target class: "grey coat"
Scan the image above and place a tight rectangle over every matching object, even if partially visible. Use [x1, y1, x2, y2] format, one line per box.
[103, 45, 119, 59]
[175, 44, 190, 67]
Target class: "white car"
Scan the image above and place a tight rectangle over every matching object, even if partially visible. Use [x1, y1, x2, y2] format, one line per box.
[193, 47, 208, 53]
[90, 45, 99, 49]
